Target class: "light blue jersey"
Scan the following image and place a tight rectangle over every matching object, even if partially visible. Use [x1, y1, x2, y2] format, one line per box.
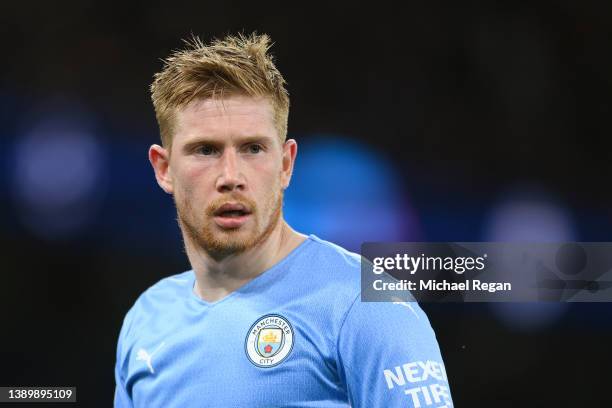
[114, 235, 453, 407]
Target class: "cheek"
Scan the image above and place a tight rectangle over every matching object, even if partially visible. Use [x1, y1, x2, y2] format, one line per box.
[251, 163, 282, 194]
[176, 163, 212, 194]
[253, 155, 283, 179]
[173, 180, 202, 216]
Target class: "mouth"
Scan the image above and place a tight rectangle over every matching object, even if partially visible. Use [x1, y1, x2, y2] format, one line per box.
[213, 203, 252, 229]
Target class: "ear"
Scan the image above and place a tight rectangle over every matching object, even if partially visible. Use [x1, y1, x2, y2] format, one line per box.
[280, 139, 298, 190]
[149, 144, 174, 194]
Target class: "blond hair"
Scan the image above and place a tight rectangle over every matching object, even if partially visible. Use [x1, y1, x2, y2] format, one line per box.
[150, 33, 289, 147]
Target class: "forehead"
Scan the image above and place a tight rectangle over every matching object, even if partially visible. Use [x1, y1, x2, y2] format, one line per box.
[173, 95, 278, 144]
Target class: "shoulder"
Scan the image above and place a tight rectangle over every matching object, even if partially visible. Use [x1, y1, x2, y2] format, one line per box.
[135, 269, 193, 309]
[299, 238, 445, 382]
[339, 300, 436, 350]
[118, 270, 194, 339]
[300, 239, 439, 351]
[307, 235, 361, 267]
[288, 235, 368, 344]
[297, 234, 362, 302]
[303, 234, 361, 280]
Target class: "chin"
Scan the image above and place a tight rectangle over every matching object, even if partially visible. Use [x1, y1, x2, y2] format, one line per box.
[207, 228, 260, 251]
[214, 225, 255, 239]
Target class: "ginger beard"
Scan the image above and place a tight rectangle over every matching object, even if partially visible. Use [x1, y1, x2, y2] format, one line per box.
[175, 181, 284, 261]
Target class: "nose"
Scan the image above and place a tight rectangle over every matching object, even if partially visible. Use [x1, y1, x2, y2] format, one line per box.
[215, 148, 245, 193]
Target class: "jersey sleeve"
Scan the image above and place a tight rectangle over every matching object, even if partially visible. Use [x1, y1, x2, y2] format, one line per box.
[114, 308, 135, 408]
[336, 298, 453, 408]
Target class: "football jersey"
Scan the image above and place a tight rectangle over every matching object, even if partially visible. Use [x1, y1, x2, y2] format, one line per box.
[114, 234, 453, 407]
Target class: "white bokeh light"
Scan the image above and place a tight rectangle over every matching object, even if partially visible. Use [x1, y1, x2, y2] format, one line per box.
[484, 187, 575, 331]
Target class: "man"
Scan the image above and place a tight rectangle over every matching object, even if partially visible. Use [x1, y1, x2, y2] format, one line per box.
[114, 33, 453, 407]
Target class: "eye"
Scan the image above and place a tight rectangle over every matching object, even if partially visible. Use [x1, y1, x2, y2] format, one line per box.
[197, 145, 217, 156]
[246, 143, 263, 154]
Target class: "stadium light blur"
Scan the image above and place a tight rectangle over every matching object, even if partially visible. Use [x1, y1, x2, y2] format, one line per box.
[283, 135, 419, 252]
[483, 187, 575, 330]
[11, 108, 107, 240]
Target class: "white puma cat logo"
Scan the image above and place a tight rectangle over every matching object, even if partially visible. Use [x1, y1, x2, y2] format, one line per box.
[136, 342, 166, 374]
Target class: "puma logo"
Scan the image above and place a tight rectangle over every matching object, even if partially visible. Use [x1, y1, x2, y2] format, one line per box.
[136, 342, 166, 374]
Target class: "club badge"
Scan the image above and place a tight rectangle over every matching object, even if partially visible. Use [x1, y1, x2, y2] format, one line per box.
[245, 314, 294, 368]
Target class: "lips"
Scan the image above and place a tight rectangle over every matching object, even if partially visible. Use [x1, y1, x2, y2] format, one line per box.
[214, 203, 252, 217]
[213, 203, 252, 229]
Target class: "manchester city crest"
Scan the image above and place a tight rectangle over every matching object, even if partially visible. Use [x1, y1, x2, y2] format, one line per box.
[245, 314, 294, 367]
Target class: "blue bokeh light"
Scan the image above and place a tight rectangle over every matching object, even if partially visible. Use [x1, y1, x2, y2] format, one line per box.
[10, 104, 107, 240]
[284, 135, 419, 251]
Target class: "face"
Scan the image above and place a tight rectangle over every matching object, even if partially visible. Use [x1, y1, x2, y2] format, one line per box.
[149, 95, 296, 260]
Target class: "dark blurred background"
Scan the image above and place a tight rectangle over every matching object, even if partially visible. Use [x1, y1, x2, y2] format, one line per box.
[1, 1, 611, 407]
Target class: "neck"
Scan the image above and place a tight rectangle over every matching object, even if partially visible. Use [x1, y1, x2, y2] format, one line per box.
[185, 219, 307, 303]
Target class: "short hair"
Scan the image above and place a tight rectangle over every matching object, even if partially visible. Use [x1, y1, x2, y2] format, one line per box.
[150, 33, 290, 148]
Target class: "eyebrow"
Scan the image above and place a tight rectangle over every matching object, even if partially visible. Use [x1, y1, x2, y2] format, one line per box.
[182, 135, 273, 154]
